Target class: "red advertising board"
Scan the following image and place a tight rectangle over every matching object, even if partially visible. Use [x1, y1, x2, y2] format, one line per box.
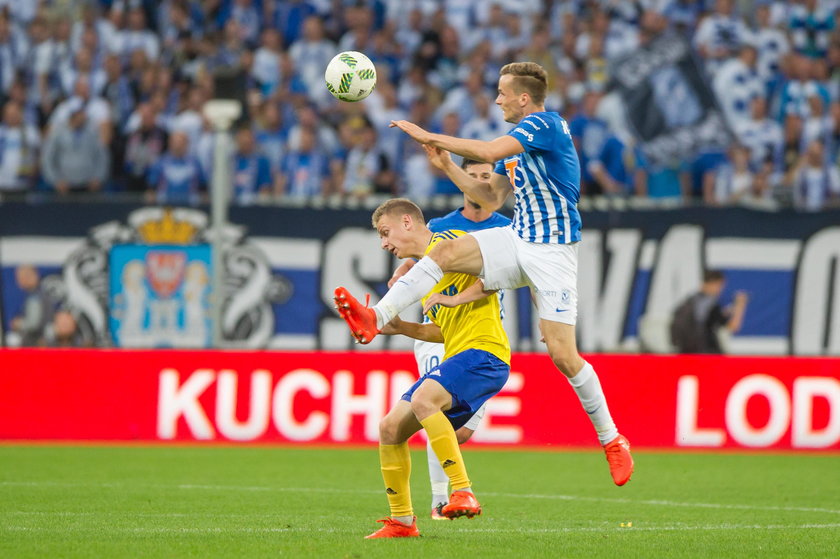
[0, 350, 838, 450]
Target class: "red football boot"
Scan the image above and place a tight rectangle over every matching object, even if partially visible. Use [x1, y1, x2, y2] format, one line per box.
[441, 490, 482, 519]
[334, 287, 380, 344]
[603, 434, 634, 486]
[364, 517, 420, 539]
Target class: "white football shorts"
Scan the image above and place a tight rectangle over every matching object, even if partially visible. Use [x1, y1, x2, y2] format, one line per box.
[413, 338, 486, 432]
[470, 226, 579, 325]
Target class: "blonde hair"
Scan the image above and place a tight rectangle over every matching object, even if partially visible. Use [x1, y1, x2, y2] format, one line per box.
[371, 198, 425, 229]
[500, 62, 548, 105]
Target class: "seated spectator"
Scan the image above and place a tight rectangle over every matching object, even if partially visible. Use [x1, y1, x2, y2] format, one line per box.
[786, 139, 840, 211]
[277, 126, 330, 199]
[10, 265, 52, 347]
[0, 101, 40, 197]
[146, 130, 204, 205]
[232, 126, 272, 205]
[121, 103, 168, 193]
[40, 102, 109, 195]
[709, 145, 754, 206]
[670, 270, 749, 354]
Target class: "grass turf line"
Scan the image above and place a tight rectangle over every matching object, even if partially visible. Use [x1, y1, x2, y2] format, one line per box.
[1, 446, 838, 558]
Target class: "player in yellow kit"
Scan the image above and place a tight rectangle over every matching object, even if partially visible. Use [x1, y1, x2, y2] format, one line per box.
[334, 198, 509, 539]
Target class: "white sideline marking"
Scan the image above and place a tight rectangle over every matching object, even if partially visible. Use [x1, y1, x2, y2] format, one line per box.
[3, 523, 840, 535]
[3, 481, 840, 516]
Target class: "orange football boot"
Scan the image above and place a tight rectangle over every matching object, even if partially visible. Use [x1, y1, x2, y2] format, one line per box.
[364, 517, 420, 539]
[441, 490, 482, 519]
[334, 287, 380, 344]
[603, 434, 634, 486]
[430, 503, 449, 520]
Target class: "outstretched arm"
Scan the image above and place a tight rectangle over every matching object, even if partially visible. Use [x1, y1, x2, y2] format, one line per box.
[424, 145, 511, 211]
[390, 120, 523, 163]
[380, 316, 444, 343]
[423, 279, 496, 314]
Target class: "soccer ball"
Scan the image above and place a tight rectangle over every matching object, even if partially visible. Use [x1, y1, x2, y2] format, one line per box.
[325, 51, 377, 102]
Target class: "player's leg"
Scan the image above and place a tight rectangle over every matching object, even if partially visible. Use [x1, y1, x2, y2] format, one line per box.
[525, 241, 634, 485]
[414, 339, 450, 517]
[366, 400, 423, 539]
[373, 235, 484, 328]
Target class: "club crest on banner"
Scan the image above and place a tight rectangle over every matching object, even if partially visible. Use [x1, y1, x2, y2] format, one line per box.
[38, 207, 291, 349]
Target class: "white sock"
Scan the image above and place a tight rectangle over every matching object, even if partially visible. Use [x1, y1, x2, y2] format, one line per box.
[374, 257, 443, 329]
[427, 439, 449, 506]
[567, 361, 619, 445]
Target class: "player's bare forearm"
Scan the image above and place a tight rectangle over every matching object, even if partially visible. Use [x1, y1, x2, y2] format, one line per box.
[440, 157, 507, 209]
[383, 317, 444, 343]
[423, 279, 494, 314]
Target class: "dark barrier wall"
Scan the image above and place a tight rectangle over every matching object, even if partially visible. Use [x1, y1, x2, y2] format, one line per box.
[1, 202, 839, 355]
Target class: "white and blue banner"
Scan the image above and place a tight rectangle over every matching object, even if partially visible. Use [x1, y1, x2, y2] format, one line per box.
[1, 203, 839, 355]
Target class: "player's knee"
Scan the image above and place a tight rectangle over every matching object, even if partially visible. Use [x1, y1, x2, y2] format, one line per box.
[455, 427, 473, 444]
[379, 415, 400, 444]
[548, 347, 582, 378]
[409, 395, 438, 421]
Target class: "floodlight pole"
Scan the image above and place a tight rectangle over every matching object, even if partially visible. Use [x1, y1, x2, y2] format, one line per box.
[204, 100, 241, 349]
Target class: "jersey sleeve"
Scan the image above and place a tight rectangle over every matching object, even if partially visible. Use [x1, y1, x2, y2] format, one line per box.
[494, 159, 506, 176]
[508, 114, 555, 152]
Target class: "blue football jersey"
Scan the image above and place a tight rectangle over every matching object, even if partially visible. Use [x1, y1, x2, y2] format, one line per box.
[494, 112, 582, 244]
[427, 208, 511, 233]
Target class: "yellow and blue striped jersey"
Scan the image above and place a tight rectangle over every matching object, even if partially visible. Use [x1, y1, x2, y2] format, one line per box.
[420, 230, 510, 365]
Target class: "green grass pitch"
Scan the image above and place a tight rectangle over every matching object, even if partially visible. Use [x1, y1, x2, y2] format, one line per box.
[1, 445, 838, 558]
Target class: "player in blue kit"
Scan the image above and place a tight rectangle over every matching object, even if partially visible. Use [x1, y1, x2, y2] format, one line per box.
[389, 158, 511, 519]
[335, 62, 634, 486]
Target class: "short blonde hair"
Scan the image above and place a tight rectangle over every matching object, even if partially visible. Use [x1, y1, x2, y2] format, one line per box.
[500, 62, 548, 105]
[371, 198, 425, 229]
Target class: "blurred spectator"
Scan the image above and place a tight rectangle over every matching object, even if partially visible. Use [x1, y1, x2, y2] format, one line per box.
[570, 91, 609, 195]
[113, 8, 160, 63]
[786, 139, 840, 212]
[49, 75, 112, 142]
[121, 103, 168, 193]
[713, 44, 763, 129]
[588, 133, 647, 197]
[342, 122, 394, 198]
[146, 130, 204, 205]
[0, 101, 40, 196]
[45, 310, 83, 348]
[788, 0, 835, 59]
[709, 145, 754, 206]
[10, 264, 51, 347]
[232, 126, 272, 205]
[101, 53, 136, 127]
[277, 125, 330, 199]
[41, 102, 109, 194]
[693, 0, 751, 72]
[753, 1, 790, 85]
[670, 269, 749, 354]
[737, 96, 783, 168]
[251, 28, 283, 96]
[254, 101, 287, 176]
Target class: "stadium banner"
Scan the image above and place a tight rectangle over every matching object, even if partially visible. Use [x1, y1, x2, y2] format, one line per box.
[1, 349, 838, 450]
[1, 203, 840, 355]
[609, 34, 732, 167]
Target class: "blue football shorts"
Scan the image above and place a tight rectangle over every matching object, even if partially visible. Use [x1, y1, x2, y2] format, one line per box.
[401, 348, 510, 430]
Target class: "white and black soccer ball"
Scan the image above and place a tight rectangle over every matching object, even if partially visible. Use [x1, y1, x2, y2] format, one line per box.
[325, 51, 377, 102]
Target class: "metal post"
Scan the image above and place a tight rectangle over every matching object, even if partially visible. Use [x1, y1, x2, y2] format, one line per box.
[204, 100, 241, 348]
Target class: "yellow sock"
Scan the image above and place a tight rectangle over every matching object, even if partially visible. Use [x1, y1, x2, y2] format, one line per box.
[420, 411, 471, 491]
[379, 442, 412, 517]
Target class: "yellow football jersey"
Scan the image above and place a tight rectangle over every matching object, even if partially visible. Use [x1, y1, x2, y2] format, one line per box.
[420, 230, 511, 365]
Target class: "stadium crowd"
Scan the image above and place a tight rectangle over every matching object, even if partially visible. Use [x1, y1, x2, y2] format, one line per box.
[0, 0, 838, 210]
